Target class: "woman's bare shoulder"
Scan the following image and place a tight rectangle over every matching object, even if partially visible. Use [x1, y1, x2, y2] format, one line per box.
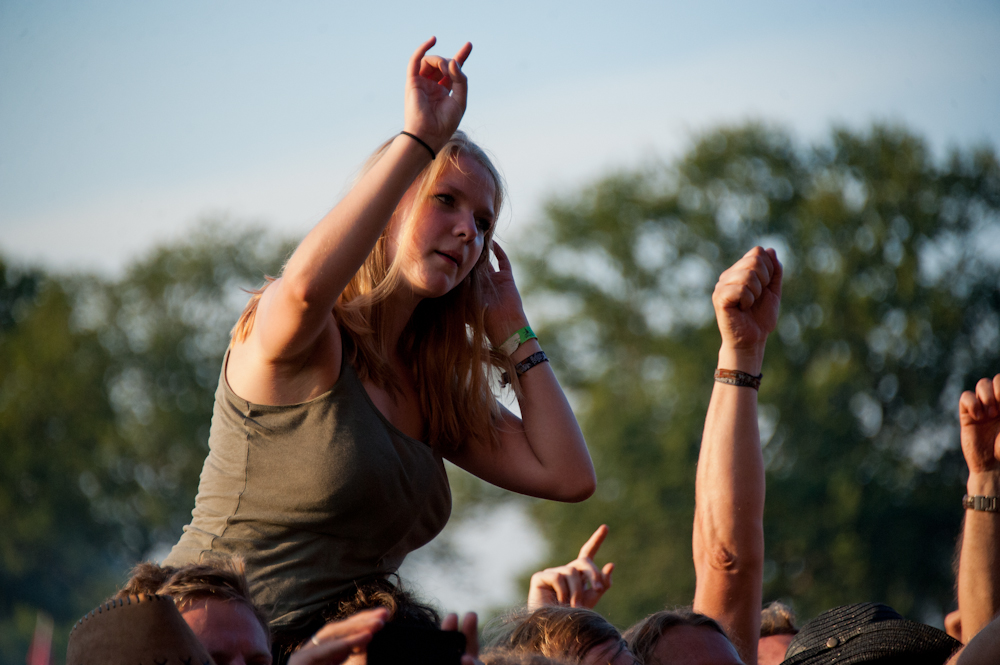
[226, 320, 343, 406]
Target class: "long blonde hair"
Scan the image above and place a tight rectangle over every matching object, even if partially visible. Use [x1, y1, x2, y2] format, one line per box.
[233, 131, 517, 453]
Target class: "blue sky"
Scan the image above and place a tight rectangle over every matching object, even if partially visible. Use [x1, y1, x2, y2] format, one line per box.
[2, 0, 998, 275]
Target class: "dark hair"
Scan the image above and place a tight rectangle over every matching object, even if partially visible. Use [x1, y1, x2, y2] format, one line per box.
[623, 609, 728, 665]
[760, 601, 799, 637]
[271, 575, 442, 658]
[489, 606, 626, 663]
[321, 575, 441, 628]
[115, 556, 270, 646]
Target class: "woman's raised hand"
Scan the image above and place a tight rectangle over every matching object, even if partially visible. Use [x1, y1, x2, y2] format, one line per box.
[404, 37, 472, 153]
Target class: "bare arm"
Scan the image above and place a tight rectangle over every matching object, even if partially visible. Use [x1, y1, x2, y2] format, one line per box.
[693, 247, 782, 665]
[234, 39, 472, 385]
[950, 612, 1000, 665]
[444, 244, 596, 502]
[957, 374, 1000, 643]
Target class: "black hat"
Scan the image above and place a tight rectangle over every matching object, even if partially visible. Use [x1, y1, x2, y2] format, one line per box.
[67, 593, 215, 665]
[780, 602, 960, 665]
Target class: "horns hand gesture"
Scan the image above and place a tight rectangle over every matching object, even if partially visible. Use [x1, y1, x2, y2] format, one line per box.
[404, 37, 472, 155]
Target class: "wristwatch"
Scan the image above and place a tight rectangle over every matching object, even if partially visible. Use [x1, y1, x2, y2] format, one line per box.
[963, 494, 1000, 512]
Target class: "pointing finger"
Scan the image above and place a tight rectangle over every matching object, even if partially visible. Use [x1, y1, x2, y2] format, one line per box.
[579, 524, 609, 560]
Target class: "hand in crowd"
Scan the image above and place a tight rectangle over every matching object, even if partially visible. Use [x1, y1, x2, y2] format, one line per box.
[960, 374, 1000, 475]
[442, 611, 481, 665]
[404, 37, 472, 153]
[712, 247, 782, 372]
[290, 608, 389, 665]
[527, 525, 614, 610]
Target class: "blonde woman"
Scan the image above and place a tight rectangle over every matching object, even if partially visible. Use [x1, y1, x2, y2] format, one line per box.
[165, 37, 595, 649]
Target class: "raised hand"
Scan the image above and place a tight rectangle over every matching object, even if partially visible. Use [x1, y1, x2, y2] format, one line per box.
[960, 374, 1000, 475]
[290, 608, 388, 665]
[441, 612, 480, 665]
[482, 242, 529, 347]
[712, 247, 782, 372]
[527, 525, 615, 610]
[404, 37, 472, 153]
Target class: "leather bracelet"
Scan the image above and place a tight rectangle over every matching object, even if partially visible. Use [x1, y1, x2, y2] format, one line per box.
[714, 368, 762, 391]
[515, 351, 549, 376]
[963, 494, 1000, 513]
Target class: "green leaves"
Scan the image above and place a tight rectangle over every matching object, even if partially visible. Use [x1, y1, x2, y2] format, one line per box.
[0, 223, 295, 663]
[520, 123, 1000, 625]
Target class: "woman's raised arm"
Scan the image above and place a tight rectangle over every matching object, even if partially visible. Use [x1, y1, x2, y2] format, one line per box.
[246, 38, 472, 366]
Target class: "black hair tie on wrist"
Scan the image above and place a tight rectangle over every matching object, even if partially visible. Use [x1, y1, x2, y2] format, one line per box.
[399, 131, 436, 160]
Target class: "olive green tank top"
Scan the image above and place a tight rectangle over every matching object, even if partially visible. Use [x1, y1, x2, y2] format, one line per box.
[164, 348, 452, 631]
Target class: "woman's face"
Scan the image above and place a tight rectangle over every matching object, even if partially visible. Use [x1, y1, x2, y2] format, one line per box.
[388, 154, 496, 300]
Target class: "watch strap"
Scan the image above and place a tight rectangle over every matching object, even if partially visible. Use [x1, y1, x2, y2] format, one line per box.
[963, 494, 1000, 512]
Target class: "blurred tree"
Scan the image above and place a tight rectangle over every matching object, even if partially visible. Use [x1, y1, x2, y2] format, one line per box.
[518, 123, 1000, 627]
[0, 225, 294, 664]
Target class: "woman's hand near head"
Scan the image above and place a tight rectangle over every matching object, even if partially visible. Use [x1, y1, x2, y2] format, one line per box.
[482, 242, 529, 346]
[444, 241, 595, 503]
[405, 38, 472, 153]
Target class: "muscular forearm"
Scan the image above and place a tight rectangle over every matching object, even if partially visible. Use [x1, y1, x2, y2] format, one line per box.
[692, 343, 765, 665]
[959, 471, 1000, 643]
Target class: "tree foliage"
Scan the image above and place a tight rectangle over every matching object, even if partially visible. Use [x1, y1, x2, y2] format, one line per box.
[0, 225, 294, 663]
[518, 123, 1000, 627]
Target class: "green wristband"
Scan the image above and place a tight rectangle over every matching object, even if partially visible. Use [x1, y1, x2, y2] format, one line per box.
[498, 325, 537, 356]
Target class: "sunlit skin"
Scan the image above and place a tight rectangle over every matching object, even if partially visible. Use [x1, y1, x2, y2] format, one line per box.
[757, 634, 794, 665]
[180, 598, 271, 665]
[385, 153, 496, 303]
[651, 625, 744, 665]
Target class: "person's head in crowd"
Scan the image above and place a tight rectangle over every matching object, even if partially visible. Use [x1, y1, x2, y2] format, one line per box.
[758, 601, 798, 665]
[281, 576, 443, 665]
[116, 557, 270, 665]
[489, 606, 635, 665]
[623, 608, 743, 665]
[67, 593, 215, 665]
[322, 576, 441, 628]
[781, 602, 961, 665]
[480, 648, 571, 665]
